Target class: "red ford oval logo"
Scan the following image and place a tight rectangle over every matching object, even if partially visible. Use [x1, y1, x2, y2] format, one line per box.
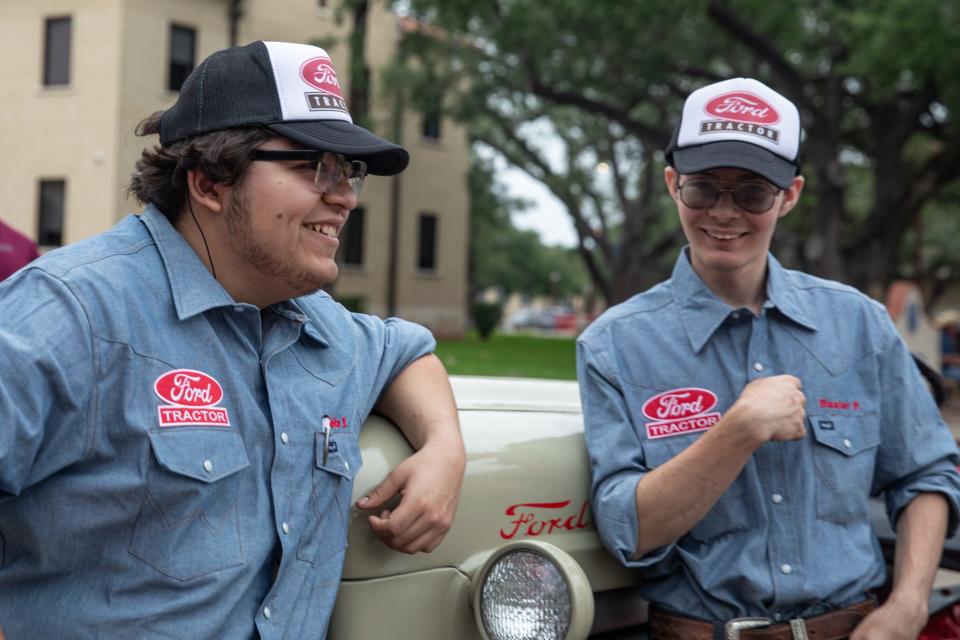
[705, 91, 780, 125]
[300, 57, 343, 97]
[642, 388, 718, 422]
[154, 369, 223, 407]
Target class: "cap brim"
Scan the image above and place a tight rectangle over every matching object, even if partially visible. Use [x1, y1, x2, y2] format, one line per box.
[268, 120, 409, 176]
[672, 140, 797, 189]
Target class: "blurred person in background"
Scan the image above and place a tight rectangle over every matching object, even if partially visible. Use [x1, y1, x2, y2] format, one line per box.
[0, 218, 39, 280]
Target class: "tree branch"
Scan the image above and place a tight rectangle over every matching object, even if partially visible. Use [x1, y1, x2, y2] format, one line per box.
[705, 0, 811, 113]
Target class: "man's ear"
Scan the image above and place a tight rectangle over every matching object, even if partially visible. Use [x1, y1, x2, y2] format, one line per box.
[664, 166, 679, 200]
[186, 169, 226, 214]
[777, 175, 805, 219]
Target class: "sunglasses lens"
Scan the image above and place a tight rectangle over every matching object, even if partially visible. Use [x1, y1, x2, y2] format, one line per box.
[733, 184, 775, 213]
[681, 182, 720, 209]
[680, 181, 776, 213]
[315, 154, 368, 195]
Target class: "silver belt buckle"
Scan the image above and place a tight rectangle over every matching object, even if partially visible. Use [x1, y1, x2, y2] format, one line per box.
[724, 617, 771, 640]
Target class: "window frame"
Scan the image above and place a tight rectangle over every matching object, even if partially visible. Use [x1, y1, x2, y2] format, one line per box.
[37, 179, 66, 247]
[417, 213, 438, 272]
[168, 23, 197, 92]
[339, 206, 365, 267]
[42, 15, 72, 87]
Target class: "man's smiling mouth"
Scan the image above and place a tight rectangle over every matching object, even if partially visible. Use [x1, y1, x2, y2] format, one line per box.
[304, 223, 339, 238]
[703, 229, 746, 241]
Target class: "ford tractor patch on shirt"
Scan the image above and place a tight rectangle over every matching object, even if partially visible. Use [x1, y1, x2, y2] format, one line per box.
[154, 369, 231, 427]
[642, 387, 721, 439]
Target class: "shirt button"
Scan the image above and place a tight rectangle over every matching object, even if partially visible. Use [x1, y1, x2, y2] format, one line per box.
[282, 522, 290, 535]
[780, 564, 793, 575]
[753, 362, 764, 372]
[772, 494, 783, 504]
[203, 459, 213, 473]
[843, 438, 852, 449]
[233, 305, 244, 313]
[263, 607, 271, 619]
[344, 461, 350, 473]
[732, 312, 741, 320]
[280, 432, 289, 445]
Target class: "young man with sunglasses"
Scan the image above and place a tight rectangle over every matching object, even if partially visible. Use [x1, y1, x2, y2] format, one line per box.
[0, 41, 465, 638]
[578, 78, 960, 640]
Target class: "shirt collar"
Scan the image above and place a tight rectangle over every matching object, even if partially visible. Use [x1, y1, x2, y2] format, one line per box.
[764, 253, 819, 332]
[269, 299, 330, 347]
[671, 248, 818, 353]
[141, 205, 237, 320]
[670, 248, 734, 354]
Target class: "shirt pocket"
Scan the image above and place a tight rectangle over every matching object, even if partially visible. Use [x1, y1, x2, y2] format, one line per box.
[128, 429, 250, 581]
[644, 435, 749, 543]
[809, 414, 880, 525]
[297, 431, 361, 565]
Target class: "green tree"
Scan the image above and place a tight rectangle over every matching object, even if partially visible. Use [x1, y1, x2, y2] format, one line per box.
[398, 0, 960, 301]
[469, 153, 586, 301]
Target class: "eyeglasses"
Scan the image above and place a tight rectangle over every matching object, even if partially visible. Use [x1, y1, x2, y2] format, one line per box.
[252, 149, 367, 195]
[676, 178, 781, 214]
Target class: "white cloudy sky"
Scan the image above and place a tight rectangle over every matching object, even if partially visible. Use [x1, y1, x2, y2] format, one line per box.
[501, 168, 578, 248]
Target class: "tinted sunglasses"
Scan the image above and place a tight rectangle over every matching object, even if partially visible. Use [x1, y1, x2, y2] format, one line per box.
[676, 178, 781, 214]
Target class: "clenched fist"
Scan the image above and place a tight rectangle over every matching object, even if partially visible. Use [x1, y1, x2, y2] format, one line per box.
[731, 375, 806, 444]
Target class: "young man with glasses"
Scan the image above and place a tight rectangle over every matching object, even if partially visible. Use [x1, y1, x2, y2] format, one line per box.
[577, 78, 960, 640]
[0, 41, 465, 639]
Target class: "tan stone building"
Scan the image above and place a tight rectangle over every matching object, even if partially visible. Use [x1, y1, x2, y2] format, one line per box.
[0, 0, 469, 337]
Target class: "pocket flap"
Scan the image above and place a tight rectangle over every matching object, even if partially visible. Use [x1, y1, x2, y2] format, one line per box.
[314, 432, 357, 480]
[809, 414, 880, 457]
[147, 429, 250, 482]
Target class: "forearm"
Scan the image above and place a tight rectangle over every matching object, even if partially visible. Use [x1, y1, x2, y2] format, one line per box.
[363, 354, 464, 553]
[888, 492, 949, 610]
[374, 354, 463, 454]
[634, 408, 760, 555]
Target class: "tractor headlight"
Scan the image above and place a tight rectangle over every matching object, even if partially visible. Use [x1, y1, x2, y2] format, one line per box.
[472, 540, 593, 640]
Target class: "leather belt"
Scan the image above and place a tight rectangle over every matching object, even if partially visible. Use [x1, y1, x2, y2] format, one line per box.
[649, 599, 875, 640]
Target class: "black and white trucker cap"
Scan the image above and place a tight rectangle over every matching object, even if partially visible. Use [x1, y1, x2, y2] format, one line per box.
[159, 41, 408, 176]
[665, 78, 801, 188]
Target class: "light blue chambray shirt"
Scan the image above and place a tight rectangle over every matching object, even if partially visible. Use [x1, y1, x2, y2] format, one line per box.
[577, 249, 960, 622]
[0, 205, 435, 639]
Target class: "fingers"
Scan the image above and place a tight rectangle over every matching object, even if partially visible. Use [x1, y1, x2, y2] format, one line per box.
[356, 471, 402, 510]
[367, 495, 454, 554]
[368, 510, 446, 554]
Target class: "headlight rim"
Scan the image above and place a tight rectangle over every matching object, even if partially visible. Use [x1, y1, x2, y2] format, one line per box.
[470, 539, 594, 640]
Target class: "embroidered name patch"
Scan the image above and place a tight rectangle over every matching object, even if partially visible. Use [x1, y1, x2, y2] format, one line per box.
[154, 369, 230, 427]
[642, 387, 722, 439]
[818, 398, 861, 411]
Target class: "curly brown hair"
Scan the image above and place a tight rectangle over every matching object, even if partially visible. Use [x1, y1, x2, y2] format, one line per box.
[127, 111, 273, 224]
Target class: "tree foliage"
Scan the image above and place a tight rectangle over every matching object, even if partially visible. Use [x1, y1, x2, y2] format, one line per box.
[468, 153, 586, 300]
[396, 0, 960, 302]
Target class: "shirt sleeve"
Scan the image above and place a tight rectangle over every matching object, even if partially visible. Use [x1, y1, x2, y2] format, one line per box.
[872, 319, 960, 535]
[351, 314, 437, 420]
[576, 338, 678, 575]
[0, 269, 95, 499]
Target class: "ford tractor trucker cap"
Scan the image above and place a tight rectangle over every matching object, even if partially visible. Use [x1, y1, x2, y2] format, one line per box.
[665, 77, 801, 188]
[159, 40, 408, 175]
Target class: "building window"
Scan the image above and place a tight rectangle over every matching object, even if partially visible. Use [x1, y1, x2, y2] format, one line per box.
[168, 25, 196, 92]
[340, 207, 365, 266]
[417, 213, 437, 271]
[43, 16, 71, 86]
[37, 180, 66, 247]
[421, 103, 441, 140]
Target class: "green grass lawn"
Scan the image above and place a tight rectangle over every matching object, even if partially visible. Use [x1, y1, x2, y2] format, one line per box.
[435, 332, 577, 380]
